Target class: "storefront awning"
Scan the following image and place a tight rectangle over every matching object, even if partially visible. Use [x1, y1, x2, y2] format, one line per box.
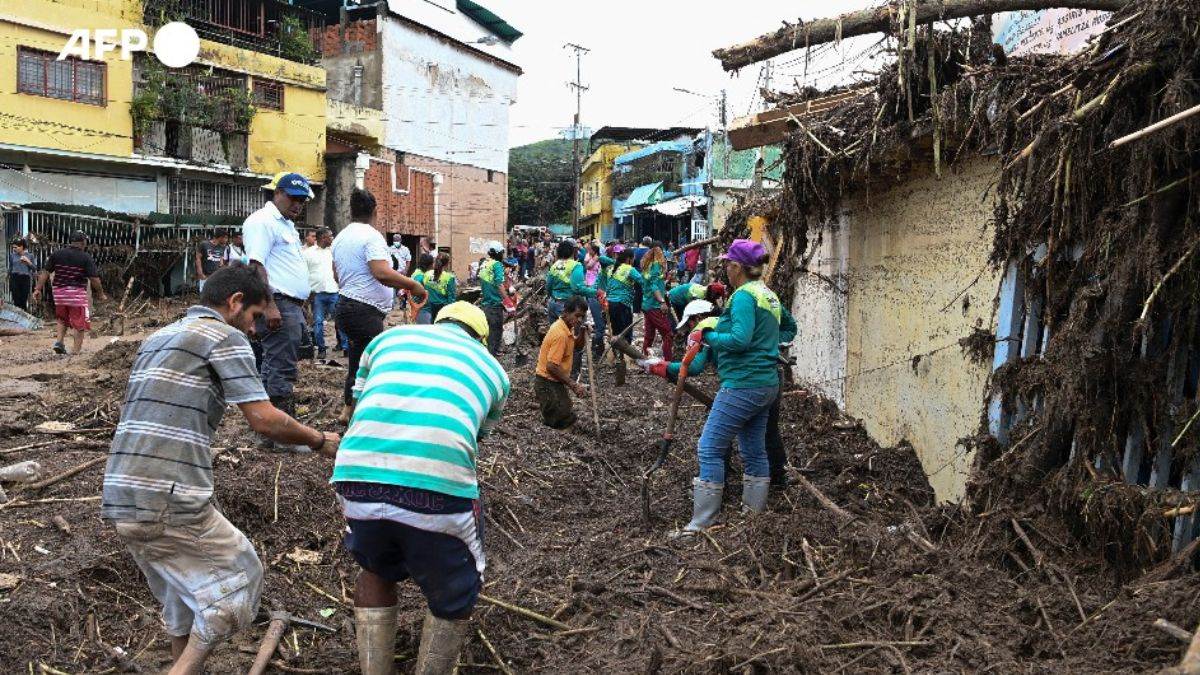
[650, 195, 708, 217]
[622, 181, 664, 210]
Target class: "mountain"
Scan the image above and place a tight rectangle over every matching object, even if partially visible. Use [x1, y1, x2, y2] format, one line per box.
[508, 138, 574, 227]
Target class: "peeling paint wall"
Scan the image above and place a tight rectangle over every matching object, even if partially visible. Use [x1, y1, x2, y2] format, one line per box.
[793, 158, 1001, 503]
[379, 17, 517, 174]
[790, 211, 849, 406]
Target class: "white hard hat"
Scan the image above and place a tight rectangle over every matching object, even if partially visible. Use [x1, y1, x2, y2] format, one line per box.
[677, 299, 715, 330]
[486, 240, 505, 254]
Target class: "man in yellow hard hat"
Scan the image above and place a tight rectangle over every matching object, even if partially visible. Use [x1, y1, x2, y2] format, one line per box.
[331, 300, 509, 675]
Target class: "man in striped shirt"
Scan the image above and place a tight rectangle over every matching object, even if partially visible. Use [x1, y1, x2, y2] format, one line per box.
[333, 301, 509, 675]
[101, 265, 340, 675]
[32, 230, 107, 355]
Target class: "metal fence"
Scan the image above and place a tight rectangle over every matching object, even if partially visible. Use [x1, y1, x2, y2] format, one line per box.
[0, 208, 243, 302]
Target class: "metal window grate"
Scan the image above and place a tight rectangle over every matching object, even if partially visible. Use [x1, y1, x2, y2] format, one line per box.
[252, 79, 284, 111]
[17, 47, 105, 106]
[169, 177, 262, 217]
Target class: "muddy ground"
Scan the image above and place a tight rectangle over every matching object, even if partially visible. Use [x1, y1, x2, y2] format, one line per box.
[1, 301, 1198, 673]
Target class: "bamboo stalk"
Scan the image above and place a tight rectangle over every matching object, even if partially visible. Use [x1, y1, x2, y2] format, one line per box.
[478, 594, 572, 631]
[1110, 102, 1200, 150]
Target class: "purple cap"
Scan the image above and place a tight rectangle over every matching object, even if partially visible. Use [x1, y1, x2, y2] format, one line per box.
[719, 239, 767, 266]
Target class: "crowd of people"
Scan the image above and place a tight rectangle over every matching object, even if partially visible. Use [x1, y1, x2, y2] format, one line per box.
[54, 167, 799, 675]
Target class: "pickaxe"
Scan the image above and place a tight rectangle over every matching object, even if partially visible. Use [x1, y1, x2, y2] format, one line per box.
[247, 609, 336, 675]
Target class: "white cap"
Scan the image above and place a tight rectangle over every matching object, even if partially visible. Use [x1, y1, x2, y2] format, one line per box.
[486, 240, 505, 254]
[676, 299, 715, 330]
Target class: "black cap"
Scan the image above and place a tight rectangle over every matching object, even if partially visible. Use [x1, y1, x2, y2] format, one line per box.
[69, 230, 88, 243]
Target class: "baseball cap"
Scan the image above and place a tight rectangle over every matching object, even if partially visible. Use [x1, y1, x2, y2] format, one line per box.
[263, 172, 314, 199]
[677, 299, 715, 330]
[719, 239, 767, 267]
[69, 230, 88, 243]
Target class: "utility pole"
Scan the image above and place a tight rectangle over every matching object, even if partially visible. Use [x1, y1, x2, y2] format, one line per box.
[564, 42, 590, 236]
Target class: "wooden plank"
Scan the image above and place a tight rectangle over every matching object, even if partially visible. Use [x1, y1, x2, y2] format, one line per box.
[727, 89, 870, 151]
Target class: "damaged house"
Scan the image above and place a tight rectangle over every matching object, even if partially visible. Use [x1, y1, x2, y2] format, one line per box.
[718, 0, 1200, 562]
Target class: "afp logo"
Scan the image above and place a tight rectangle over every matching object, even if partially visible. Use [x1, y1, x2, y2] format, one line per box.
[58, 21, 201, 68]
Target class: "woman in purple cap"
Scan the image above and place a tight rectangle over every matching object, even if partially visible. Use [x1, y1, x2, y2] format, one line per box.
[676, 238, 785, 535]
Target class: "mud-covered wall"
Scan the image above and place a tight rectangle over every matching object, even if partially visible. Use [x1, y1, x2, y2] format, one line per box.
[840, 158, 1001, 502]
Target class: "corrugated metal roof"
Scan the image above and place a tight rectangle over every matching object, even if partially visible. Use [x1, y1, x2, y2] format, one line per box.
[614, 141, 690, 166]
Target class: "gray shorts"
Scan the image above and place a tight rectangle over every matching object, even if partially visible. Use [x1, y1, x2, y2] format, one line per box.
[111, 506, 263, 645]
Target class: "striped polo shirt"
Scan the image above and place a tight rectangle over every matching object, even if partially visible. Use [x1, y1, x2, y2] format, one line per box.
[333, 323, 510, 499]
[46, 246, 98, 307]
[101, 306, 268, 523]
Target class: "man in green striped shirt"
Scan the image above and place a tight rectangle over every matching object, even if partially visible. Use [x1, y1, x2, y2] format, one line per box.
[333, 301, 508, 675]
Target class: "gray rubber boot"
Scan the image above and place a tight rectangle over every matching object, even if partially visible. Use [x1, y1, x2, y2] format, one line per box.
[677, 478, 724, 535]
[414, 610, 470, 675]
[741, 474, 771, 513]
[354, 605, 398, 675]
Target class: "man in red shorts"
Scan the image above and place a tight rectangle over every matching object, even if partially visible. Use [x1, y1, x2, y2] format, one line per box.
[33, 231, 107, 355]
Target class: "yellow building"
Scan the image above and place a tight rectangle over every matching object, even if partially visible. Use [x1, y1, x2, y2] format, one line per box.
[0, 0, 325, 217]
[579, 143, 639, 241]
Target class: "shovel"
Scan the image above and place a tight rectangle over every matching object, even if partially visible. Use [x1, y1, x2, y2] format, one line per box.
[641, 338, 704, 522]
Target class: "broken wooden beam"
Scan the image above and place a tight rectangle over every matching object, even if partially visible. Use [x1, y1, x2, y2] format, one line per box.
[712, 0, 1129, 71]
[608, 337, 714, 408]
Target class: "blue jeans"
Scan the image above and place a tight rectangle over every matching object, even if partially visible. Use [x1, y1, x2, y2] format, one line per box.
[311, 292, 348, 353]
[587, 296, 606, 356]
[547, 298, 564, 323]
[697, 385, 779, 483]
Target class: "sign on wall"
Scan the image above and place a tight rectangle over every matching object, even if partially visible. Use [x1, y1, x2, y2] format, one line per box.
[993, 9, 1111, 56]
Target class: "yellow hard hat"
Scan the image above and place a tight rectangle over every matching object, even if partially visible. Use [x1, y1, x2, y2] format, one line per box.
[435, 301, 490, 342]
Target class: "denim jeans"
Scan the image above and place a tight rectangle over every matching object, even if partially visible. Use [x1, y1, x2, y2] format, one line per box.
[311, 292, 348, 353]
[586, 296, 606, 356]
[482, 304, 505, 356]
[546, 298, 564, 323]
[697, 385, 779, 483]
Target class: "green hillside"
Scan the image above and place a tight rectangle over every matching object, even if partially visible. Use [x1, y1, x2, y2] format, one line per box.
[508, 138, 574, 227]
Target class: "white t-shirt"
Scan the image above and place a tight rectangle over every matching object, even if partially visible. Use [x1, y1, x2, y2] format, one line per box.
[242, 202, 310, 300]
[333, 222, 394, 314]
[390, 243, 412, 275]
[303, 245, 338, 294]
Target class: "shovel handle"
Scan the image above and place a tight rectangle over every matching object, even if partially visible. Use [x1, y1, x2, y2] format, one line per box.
[247, 618, 288, 675]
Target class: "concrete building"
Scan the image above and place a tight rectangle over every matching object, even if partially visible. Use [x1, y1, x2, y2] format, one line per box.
[310, 0, 521, 277]
[0, 0, 326, 217]
[579, 143, 639, 242]
[791, 158, 1001, 503]
[708, 136, 783, 232]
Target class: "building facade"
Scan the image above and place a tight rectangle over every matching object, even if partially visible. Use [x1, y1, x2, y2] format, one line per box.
[579, 143, 638, 242]
[0, 0, 326, 217]
[314, 0, 521, 277]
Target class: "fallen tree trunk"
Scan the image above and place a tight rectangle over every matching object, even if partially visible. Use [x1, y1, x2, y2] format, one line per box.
[608, 337, 714, 408]
[712, 0, 1129, 71]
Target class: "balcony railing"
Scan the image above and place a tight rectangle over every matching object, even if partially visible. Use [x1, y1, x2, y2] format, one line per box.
[142, 0, 322, 64]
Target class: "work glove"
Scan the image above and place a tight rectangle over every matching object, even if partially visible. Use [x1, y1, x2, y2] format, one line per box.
[637, 357, 668, 379]
[596, 290, 608, 310]
[689, 317, 719, 347]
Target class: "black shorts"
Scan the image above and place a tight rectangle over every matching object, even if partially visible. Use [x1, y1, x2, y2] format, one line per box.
[344, 517, 482, 619]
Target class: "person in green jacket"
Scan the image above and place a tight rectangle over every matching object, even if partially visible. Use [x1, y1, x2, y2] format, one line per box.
[668, 281, 726, 323]
[606, 248, 644, 346]
[545, 241, 602, 322]
[478, 241, 511, 356]
[639, 244, 673, 360]
[412, 253, 434, 324]
[675, 239, 784, 534]
[422, 252, 458, 324]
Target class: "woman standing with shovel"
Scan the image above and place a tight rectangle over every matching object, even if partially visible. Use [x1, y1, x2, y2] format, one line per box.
[661, 240, 786, 535]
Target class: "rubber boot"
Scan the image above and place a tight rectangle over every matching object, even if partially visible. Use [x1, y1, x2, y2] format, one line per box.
[675, 478, 723, 536]
[268, 395, 311, 453]
[355, 605, 398, 675]
[741, 474, 771, 513]
[414, 610, 470, 675]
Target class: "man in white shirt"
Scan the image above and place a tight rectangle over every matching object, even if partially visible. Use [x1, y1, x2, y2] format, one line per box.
[243, 172, 315, 451]
[333, 189, 426, 423]
[303, 228, 346, 361]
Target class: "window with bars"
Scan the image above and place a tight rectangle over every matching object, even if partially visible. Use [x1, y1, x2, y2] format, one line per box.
[169, 177, 263, 217]
[252, 79, 284, 111]
[17, 47, 105, 106]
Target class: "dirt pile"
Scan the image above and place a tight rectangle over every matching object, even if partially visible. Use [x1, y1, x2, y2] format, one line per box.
[1, 339, 1198, 672]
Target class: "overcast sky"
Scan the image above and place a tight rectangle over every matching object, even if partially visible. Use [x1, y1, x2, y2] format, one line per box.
[488, 0, 883, 147]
